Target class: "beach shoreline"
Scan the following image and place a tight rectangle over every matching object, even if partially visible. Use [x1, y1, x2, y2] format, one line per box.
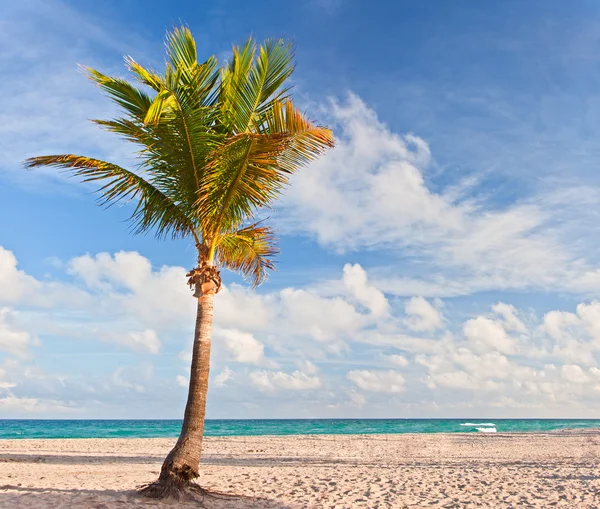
[1, 431, 600, 507]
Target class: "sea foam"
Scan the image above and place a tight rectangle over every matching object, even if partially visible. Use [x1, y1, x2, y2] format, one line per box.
[476, 426, 497, 433]
[460, 422, 495, 427]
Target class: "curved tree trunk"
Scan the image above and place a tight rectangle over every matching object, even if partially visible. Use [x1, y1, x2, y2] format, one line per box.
[141, 287, 215, 500]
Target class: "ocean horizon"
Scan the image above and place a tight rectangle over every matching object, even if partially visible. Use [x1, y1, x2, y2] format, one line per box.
[1, 418, 600, 439]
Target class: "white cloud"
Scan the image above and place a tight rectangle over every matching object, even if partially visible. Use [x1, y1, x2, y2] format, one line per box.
[68, 251, 152, 291]
[342, 263, 389, 317]
[0, 247, 90, 309]
[492, 302, 527, 333]
[561, 365, 588, 384]
[214, 284, 271, 331]
[0, 308, 34, 358]
[463, 316, 517, 355]
[217, 328, 270, 365]
[427, 370, 503, 391]
[68, 251, 194, 329]
[214, 367, 233, 387]
[0, 395, 77, 414]
[110, 366, 147, 392]
[404, 297, 443, 332]
[6, 242, 600, 417]
[277, 288, 365, 343]
[296, 359, 319, 374]
[249, 370, 321, 392]
[96, 329, 161, 354]
[347, 369, 405, 393]
[383, 354, 409, 367]
[348, 390, 367, 407]
[279, 94, 600, 296]
[0, 248, 31, 304]
[176, 375, 188, 387]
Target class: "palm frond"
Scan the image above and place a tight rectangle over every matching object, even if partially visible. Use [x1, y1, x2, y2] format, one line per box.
[82, 66, 152, 120]
[251, 39, 295, 113]
[124, 57, 164, 91]
[144, 89, 176, 124]
[262, 99, 335, 170]
[166, 26, 198, 71]
[199, 99, 334, 237]
[197, 132, 288, 234]
[218, 38, 295, 134]
[23, 155, 197, 241]
[218, 38, 256, 132]
[215, 222, 277, 286]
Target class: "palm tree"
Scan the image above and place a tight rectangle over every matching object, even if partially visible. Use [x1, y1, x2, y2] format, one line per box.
[24, 26, 334, 500]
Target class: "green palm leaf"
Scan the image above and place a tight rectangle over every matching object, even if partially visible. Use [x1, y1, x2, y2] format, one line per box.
[82, 67, 153, 120]
[199, 99, 334, 246]
[23, 155, 197, 241]
[215, 222, 277, 286]
[218, 38, 295, 134]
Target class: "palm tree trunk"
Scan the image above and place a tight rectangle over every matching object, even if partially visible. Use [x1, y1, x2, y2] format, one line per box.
[141, 289, 215, 499]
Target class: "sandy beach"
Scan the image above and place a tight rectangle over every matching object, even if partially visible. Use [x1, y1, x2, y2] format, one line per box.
[1, 431, 600, 508]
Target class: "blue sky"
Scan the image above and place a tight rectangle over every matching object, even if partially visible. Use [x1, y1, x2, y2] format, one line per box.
[3, 0, 600, 418]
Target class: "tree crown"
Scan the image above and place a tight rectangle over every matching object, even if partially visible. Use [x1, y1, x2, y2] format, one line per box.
[24, 27, 334, 286]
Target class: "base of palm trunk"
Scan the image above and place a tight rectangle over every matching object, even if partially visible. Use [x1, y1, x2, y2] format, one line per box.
[139, 466, 239, 503]
[138, 460, 204, 501]
[139, 478, 208, 502]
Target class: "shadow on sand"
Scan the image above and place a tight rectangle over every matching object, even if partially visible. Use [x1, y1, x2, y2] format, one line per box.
[0, 485, 297, 508]
[0, 452, 360, 467]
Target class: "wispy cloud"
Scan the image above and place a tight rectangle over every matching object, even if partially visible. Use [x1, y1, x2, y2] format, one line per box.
[278, 93, 600, 296]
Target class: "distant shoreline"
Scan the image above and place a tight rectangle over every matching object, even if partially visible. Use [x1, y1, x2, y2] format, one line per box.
[2, 418, 600, 439]
[3, 428, 600, 439]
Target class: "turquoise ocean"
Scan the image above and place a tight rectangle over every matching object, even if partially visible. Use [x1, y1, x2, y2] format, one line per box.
[1, 419, 600, 439]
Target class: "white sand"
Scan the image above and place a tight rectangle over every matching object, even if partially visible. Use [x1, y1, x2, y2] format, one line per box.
[1, 431, 600, 508]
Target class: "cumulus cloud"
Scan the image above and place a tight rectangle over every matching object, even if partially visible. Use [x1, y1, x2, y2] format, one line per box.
[492, 302, 527, 333]
[5, 243, 600, 417]
[410, 300, 600, 414]
[0, 248, 31, 304]
[277, 288, 365, 343]
[296, 359, 319, 374]
[214, 285, 271, 331]
[249, 370, 321, 392]
[217, 328, 272, 366]
[463, 316, 517, 355]
[342, 263, 389, 317]
[404, 297, 443, 332]
[347, 370, 405, 393]
[0, 246, 389, 364]
[68, 251, 194, 328]
[561, 365, 588, 384]
[0, 308, 34, 358]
